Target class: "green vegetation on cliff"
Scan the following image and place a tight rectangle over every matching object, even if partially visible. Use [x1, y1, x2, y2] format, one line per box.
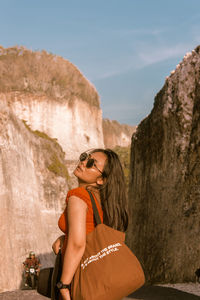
[0, 45, 99, 107]
[23, 120, 69, 181]
[113, 145, 130, 191]
[47, 153, 69, 180]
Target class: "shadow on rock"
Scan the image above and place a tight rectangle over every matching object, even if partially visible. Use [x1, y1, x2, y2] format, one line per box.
[127, 285, 200, 300]
[0, 290, 47, 300]
[38, 251, 55, 268]
[19, 251, 55, 290]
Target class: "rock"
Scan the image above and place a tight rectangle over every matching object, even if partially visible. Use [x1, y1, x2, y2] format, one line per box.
[126, 46, 200, 283]
[0, 46, 136, 160]
[0, 101, 69, 292]
[0, 45, 136, 292]
[0, 46, 104, 160]
[1, 283, 200, 300]
[103, 119, 136, 148]
[0, 290, 47, 300]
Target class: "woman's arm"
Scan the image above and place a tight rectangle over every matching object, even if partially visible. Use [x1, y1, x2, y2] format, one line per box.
[60, 195, 87, 300]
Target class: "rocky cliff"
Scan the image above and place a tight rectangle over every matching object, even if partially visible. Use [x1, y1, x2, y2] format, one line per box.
[0, 46, 136, 161]
[0, 46, 104, 160]
[0, 46, 136, 292]
[127, 47, 200, 283]
[103, 119, 136, 148]
[0, 100, 69, 292]
[5, 92, 104, 161]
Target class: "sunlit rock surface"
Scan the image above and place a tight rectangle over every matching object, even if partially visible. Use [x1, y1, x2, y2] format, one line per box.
[103, 119, 136, 148]
[4, 92, 104, 160]
[0, 102, 68, 292]
[0, 46, 136, 292]
[127, 46, 200, 283]
[0, 46, 104, 160]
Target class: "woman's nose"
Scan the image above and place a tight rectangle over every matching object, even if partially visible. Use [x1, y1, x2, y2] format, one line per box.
[80, 159, 87, 166]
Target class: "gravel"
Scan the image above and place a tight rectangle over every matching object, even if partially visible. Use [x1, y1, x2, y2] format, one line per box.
[0, 283, 200, 300]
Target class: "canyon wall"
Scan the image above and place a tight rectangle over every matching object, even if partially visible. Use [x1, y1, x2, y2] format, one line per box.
[0, 46, 136, 292]
[127, 47, 200, 283]
[0, 46, 135, 160]
[103, 119, 136, 148]
[0, 101, 69, 292]
[0, 46, 104, 160]
[4, 92, 104, 160]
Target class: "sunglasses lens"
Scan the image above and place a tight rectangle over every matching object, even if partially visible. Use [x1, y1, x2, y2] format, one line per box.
[79, 153, 102, 174]
[86, 158, 94, 168]
[79, 152, 88, 161]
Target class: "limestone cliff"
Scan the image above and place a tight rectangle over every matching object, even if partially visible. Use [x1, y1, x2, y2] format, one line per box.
[103, 118, 136, 148]
[0, 101, 69, 292]
[0, 45, 136, 292]
[0, 46, 136, 161]
[0, 46, 104, 160]
[127, 47, 200, 283]
[4, 92, 104, 161]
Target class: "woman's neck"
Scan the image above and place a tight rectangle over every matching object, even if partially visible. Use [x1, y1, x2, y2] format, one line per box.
[78, 180, 97, 189]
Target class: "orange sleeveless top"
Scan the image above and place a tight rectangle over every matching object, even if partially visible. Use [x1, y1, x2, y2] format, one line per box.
[58, 187, 103, 255]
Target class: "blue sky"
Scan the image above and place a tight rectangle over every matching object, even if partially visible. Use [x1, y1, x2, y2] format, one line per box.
[1, 0, 200, 125]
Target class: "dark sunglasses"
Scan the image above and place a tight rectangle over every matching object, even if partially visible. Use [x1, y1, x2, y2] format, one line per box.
[79, 152, 103, 175]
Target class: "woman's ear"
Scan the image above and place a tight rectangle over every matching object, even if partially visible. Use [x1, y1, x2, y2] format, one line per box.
[96, 176, 104, 186]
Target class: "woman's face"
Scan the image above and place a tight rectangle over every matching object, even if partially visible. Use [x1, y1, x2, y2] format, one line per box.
[73, 151, 107, 187]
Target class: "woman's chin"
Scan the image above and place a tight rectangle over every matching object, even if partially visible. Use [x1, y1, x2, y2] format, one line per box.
[73, 168, 79, 177]
[73, 170, 84, 182]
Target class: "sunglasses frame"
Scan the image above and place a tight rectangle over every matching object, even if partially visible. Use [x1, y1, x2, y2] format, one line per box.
[79, 152, 103, 175]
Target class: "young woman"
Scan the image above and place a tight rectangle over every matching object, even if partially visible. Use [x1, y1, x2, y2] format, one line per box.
[52, 148, 129, 300]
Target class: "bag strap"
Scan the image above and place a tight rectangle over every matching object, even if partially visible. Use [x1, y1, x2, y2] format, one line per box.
[87, 190, 102, 225]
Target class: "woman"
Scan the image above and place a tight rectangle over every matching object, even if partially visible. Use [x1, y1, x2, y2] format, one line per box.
[52, 148, 129, 300]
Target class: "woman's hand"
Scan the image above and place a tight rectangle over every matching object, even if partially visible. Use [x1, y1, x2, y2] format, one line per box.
[52, 235, 65, 254]
[60, 288, 71, 300]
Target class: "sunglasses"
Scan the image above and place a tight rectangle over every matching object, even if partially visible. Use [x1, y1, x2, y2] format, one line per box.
[79, 152, 103, 175]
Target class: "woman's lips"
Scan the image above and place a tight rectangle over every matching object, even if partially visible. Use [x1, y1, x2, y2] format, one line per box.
[76, 165, 83, 172]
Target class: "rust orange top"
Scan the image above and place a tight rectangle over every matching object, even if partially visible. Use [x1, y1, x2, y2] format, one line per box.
[58, 187, 103, 255]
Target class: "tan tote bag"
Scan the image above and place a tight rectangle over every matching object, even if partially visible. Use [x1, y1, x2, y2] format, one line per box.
[71, 191, 145, 300]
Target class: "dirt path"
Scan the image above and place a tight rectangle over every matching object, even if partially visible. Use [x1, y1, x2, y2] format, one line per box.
[0, 284, 200, 300]
[124, 283, 200, 299]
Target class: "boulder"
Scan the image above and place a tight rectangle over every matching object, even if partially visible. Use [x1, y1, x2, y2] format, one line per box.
[127, 46, 200, 283]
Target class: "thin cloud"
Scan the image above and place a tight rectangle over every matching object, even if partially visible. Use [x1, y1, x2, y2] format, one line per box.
[89, 22, 199, 82]
[109, 27, 166, 37]
[129, 28, 164, 36]
[94, 69, 124, 80]
[138, 43, 196, 66]
[190, 24, 200, 44]
[94, 42, 197, 81]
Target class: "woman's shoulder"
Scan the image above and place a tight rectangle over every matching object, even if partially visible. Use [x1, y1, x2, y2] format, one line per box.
[66, 187, 90, 204]
[66, 187, 103, 222]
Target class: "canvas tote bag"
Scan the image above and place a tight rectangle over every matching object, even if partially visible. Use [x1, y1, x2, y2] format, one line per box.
[71, 191, 145, 300]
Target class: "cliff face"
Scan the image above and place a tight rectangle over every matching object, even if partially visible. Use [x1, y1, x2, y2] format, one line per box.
[0, 46, 136, 292]
[103, 119, 136, 148]
[127, 47, 200, 283]
[4, 92, 104, 160]
[0, 46, 104, 160]
[0, 46, 99, 107]
[0, 101, 69, 292]
[0, 46, 137, 160]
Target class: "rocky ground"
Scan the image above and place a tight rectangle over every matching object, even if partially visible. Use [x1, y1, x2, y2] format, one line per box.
[0, 283, 200, 300]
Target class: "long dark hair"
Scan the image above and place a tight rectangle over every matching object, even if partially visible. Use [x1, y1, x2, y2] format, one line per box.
[92, 148, 129, 232]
